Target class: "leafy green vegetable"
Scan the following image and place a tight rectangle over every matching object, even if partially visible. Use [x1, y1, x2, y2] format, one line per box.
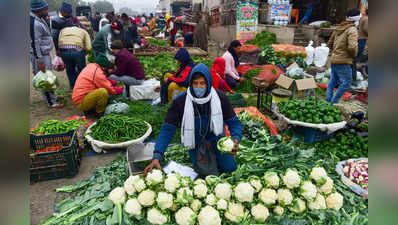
[235, 67, 263, 93]
[147, 38, 170, 47]
[245, 31, 278, 48]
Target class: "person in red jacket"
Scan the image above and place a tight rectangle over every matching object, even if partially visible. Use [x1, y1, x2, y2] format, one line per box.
[109, 40, 145, 86]
[210, 58, 233, 94]
[160, 48, 195, 104]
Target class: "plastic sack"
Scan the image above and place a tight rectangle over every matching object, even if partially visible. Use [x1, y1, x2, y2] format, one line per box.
[286, 63, 304, 78]
[104, 103, 130, 115]
[314, 43, 329, 68]
[255, 65, 284, 83]
[305, 41, 315, 66]
[52, 56, 65, 72]
[130, 78, 160, 100]
[32, 70, 59, 92]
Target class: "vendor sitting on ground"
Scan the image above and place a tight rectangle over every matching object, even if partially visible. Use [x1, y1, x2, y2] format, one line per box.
[211, 57, 233, 94]
[223, 40, 244, 89]
[109, 40, 145, 87]
[72, 53, 123, 117]
[145, 63, 242, 177]
[160, 48, 195, 104]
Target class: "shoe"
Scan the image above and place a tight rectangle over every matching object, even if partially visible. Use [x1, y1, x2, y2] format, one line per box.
[49, 103, 64, 109]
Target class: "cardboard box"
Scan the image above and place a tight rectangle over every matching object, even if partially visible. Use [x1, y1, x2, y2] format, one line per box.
[275, 74, 317, 99]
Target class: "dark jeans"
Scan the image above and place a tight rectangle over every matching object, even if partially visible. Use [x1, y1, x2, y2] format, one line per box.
[225, 73, 241, 89]
[60, 49, 86, 89]
[170, 35, 176, 46]
[357, 39, 367, 61]
[299, 6, 313, 24]
[326, 64, 352, 105]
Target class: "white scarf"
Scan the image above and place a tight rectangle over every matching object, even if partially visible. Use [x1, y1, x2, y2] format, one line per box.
[181, 87, 223, 149]
[347, 15, 362, 27]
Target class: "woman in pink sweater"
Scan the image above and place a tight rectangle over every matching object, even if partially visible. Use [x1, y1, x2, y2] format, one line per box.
[222, 40, 243, 89]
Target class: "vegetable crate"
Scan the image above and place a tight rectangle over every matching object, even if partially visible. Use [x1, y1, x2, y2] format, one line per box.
[30, 130, 81, 183]
[292, 126, 334, 143]
[227, 93, 247, 108]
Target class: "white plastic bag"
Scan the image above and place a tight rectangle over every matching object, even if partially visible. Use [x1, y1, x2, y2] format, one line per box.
[305, 41, 315, 66]
[314, 43, 329, 68]
[130, 78, 160, 100]
[52, 56, 65, 72]
[32, 70, 59, 92]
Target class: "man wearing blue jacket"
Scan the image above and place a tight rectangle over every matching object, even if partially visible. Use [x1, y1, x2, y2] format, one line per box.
[145, 63, 242, 176]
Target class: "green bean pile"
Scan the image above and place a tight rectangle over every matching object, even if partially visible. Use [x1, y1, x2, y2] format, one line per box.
[89, 114, 149, 143]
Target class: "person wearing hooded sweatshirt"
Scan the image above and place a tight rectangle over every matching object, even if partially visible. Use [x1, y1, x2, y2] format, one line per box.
[92, 21, 121, 57]
[160, 48, 195, 104]
[223, 40, 244, 89]
[211, 58, 233, 94]
[120, 13, 138, 48]
[326, 9, 359, 105]
[72, 53, 122, 117]
[144, 63, 243, 177]
[30, 0, 64, 109]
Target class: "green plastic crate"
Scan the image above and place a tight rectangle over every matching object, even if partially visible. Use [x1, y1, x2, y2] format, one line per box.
[227, 93, 247, 108]
[30, 131, 81, 183]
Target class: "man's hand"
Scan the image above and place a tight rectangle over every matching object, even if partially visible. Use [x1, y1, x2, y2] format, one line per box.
[163, 77, 168, 84]
[229, 90, 236, 94]
[38, 62, 46, 73]
[229, 140, 239, 155]
[56, 50, 61, 57]
[144, 159, 162, 176]
[239, 77, 244, 82]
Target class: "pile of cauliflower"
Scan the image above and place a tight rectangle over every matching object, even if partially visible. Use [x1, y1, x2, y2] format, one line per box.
[107, 167, 344, 225]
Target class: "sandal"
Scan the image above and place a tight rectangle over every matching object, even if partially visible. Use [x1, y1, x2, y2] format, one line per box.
[50, 103, 64, 109]
[56, 95, 65, 100]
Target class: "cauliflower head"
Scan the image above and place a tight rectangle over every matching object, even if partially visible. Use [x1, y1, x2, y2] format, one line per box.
[318, 176, 334, 194]
[133, 177, 147, 193]
[282, 169, 301, 189]
[225, 202, 245, 223]
[326, 192, 344, 211]
[205, 193, 217, 206]
[146, 169, 163, 186]
[217, 136, 235, 153]
[124, 198, 142, 216]
[234, 182, 254, 203]
[156, 192, 173, 210]
[249, 176, 263, 193]
[164, 173, 181, 193]
[193, 184, 208, 199]
[300, 181, 317, 200]
[194, 179, 206, 186]
[259, 188, 277, 206]
[308, 193, 327, 210]
[214, 183, 232, 200]
[177, 187, 194, 205]
[124, 175, 138, 195]
[175, 207, 196, 225]
[216, 199, 228, 211]
[289, 198, 306, 214]
[277, 189, 293, 206]
[263, 172, 280, 189]
[273, 205, 284, 215]
[191, 199, 202, 212]
[137, 189, 155, 207]
[251, 203, 269, 222]
[310, 167, 328, 185]
[147, 208, 168, 225]
[198, 206, 221, 225]
[181, 176, 193, 187]
[108, 187, 126, 205]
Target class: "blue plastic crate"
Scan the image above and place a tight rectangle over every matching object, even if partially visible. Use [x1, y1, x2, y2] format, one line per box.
[293, 126, 334, 143]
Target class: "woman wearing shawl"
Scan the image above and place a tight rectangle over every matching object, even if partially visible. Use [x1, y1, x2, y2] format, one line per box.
[210, 58, 233, 94]
[160, 48, 195, 104]
[223, 40, 243, 89]
[145, 63, 242, 177]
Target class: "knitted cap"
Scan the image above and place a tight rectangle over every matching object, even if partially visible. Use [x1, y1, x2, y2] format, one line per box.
[110, 40, 123, 49]
[60, 1, 73, 14]
[31, 0, 48, 11]
[95, 53, 110, 68]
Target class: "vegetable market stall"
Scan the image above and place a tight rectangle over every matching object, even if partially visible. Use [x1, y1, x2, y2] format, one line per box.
[38, 110, 368, 225]
[130, 47, 208, 57]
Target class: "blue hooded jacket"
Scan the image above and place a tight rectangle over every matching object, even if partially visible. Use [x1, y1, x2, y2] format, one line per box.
[153, 63, 242, 173]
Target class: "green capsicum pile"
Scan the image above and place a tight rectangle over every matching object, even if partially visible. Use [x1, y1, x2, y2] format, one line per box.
[89, 114, 149, 143]
[278, 97, 342, 124]
[31, 119, 88, 135]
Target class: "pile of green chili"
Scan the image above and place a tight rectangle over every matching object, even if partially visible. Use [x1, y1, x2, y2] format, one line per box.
[89, 114, 149, 143]
[32, 119, 88, 135]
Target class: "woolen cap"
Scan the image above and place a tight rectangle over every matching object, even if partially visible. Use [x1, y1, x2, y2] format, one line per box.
[110, 40, 124, 49]
[95, 53, 110, 68]
[60, 1, 73, 14]
[31, 0, 48, 11]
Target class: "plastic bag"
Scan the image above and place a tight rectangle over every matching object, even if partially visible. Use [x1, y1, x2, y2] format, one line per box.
[104, 103, 130, 115]
[52, 56, 65, 72]
[305, 41, 315, 66]
[32, 70, 59, 92]
[314, 43, 329, 67]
